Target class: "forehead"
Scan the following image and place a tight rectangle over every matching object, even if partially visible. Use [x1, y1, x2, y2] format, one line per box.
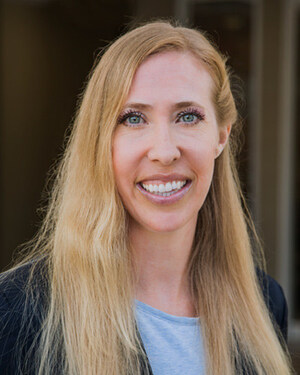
[126, 50, 214, 104]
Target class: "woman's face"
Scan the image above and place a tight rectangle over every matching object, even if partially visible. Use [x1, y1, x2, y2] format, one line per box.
[112, 51, 230, 233]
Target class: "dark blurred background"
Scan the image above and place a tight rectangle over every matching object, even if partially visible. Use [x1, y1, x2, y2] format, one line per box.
[1, 0, 299, 370]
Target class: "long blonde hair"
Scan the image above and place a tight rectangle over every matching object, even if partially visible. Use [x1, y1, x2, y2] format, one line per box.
[6, 21, 292, 374]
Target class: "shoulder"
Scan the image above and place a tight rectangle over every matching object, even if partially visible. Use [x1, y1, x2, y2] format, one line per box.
[0, 260, 47, 314]
[0, 262, 33, 310]
[0, 260, 48, 374]
[257, 270, 288, 342]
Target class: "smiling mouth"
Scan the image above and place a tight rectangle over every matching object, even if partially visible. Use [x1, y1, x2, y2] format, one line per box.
[137, 180, 190, 196]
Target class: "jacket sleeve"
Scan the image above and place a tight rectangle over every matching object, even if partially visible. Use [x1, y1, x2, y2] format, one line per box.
[0, 263, 45, 374]
[259, 272, 288, 343]
[0, 287, 24, 374]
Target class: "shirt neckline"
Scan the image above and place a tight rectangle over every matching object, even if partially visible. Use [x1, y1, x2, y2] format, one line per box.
[135, 299, 199, 326]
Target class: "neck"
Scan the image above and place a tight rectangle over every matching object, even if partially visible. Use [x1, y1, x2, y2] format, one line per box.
[130, 217, 197, 316]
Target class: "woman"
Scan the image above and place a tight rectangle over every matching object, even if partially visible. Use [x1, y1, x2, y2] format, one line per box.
[0, 21, 293, 374]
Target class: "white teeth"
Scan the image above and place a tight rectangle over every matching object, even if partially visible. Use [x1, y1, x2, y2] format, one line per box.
[158, 184, 165, 193]
[140, 180, 187, 195]
[165, 182, 172, 192]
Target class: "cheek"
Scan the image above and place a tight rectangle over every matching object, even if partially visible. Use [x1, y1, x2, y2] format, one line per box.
[188, 140, 217, 174]
[187, 143, 217, 202]
[112, 135, 141, 199]
[112, 136, 127, 192]
[112, 131, 148, 176]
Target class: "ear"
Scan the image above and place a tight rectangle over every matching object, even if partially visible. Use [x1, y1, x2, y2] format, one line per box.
[215, 124, 231, 158]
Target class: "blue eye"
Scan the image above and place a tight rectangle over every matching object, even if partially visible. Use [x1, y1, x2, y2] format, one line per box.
[128, 115, 143, 124]
[177, 109, 205, 125]
[180, 113, 197, 123]
[118, 111, 146, 127]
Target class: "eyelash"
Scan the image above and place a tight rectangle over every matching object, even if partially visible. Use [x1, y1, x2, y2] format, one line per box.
[117, 107, 205, 127]
[117, 110, 146, 127]
[176, 108, 205, 125]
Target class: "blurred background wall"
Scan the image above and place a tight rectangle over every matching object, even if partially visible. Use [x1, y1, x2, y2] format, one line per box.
[1, 0, 299, 370]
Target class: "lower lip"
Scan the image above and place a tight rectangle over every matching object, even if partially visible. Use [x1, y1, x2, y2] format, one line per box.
[136, 180, 192, 205]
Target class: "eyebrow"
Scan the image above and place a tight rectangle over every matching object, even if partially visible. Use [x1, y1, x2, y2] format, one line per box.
[122, 101, 206, 112]
[172, 101, 205, 111]
[122, 102, 153, 111]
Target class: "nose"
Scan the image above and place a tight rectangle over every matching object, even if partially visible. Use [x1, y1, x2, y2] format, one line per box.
[147, 125, 181, 165]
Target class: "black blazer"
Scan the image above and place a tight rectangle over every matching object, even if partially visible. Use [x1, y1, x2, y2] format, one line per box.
[0, 263, 288, 374]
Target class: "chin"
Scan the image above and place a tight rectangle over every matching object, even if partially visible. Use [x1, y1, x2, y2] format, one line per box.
[140, 216, 193, 234]
[148, 224, 181, 233]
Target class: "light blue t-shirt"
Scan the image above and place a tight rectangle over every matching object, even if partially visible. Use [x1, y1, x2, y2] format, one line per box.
[135, 300, 206, 375]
